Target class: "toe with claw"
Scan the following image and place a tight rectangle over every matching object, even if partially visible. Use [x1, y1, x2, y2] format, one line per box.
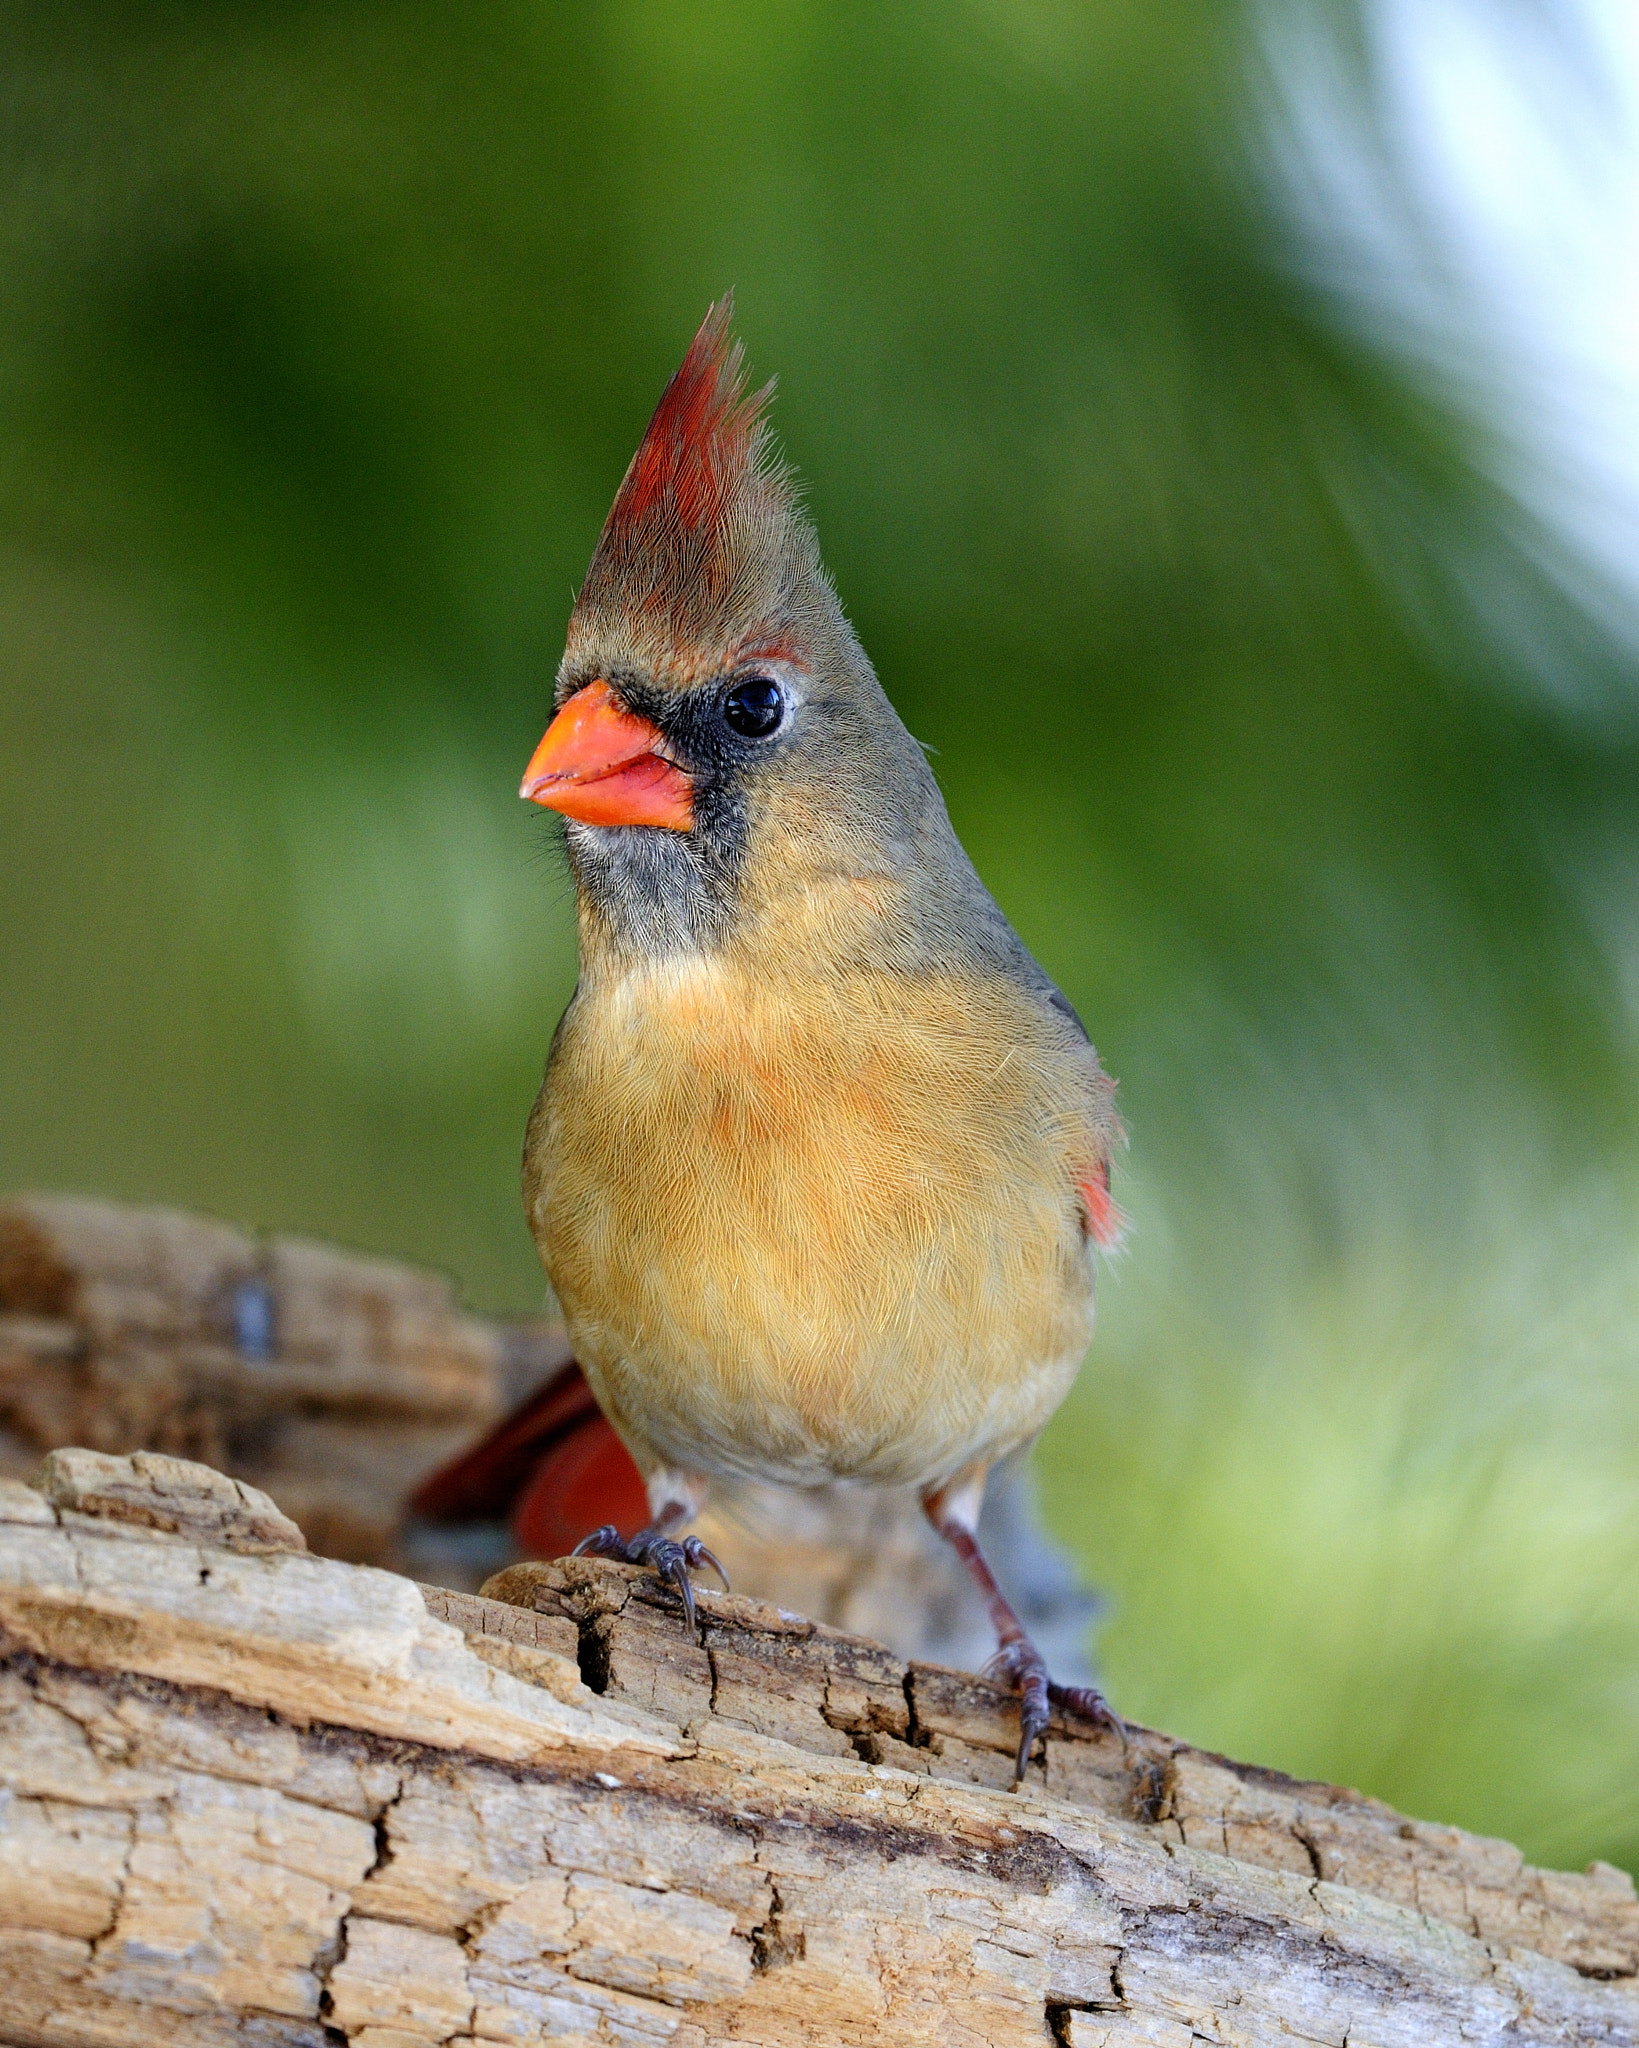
[986, 1637, 1053, 1781]
[988, 1640, 1126, 1781]
[1049, 1680, 1128, 1751]
[571, 1523, 625, 1563]
[571, 1523, 729, 1631]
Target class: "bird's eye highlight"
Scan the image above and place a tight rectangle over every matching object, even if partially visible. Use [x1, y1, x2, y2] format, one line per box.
[723, 678, 783, 738]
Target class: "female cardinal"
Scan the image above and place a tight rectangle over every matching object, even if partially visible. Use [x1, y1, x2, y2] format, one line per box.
[518, 302, 1123, 1776]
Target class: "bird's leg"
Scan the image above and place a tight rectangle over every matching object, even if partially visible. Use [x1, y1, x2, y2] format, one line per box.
[572, 1465, 727, 1632]
[923, 1470, 1122, 1783]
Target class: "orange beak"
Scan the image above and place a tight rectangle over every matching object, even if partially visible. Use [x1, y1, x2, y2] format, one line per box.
[519, 680, 694, 831]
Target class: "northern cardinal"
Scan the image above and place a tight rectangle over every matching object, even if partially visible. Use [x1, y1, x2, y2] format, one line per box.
[515, 302, 1123, 1775]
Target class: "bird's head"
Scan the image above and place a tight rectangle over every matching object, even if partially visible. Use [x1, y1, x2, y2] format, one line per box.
[522, 301, 945, 962]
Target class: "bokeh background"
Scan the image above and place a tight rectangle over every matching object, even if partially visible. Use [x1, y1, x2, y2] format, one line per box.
[4, 0, 1639, 1872]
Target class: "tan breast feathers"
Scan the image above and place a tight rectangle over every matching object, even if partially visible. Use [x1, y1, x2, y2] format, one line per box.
[525, 954, 1100, 1485]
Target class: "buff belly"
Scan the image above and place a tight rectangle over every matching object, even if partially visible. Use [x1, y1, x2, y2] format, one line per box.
[523, 956, 1100, 1491]
[566, 1303, 1089, 1492]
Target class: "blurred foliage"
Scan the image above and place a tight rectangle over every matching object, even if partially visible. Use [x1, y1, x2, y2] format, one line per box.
[3, 1, 1639, 1870]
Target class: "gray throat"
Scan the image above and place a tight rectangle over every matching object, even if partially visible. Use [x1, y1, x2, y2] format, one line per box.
[565, 814, 743, 959]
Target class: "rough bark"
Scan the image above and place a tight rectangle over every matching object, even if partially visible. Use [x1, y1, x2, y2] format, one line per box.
[0, 1451, 1634, 2047]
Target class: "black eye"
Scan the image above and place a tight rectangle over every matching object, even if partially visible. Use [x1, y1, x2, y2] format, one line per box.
[723, 678, 784, 738]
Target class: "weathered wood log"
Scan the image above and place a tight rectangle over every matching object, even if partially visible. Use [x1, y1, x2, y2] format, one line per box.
[0, 1193, 557, 1575]
[0, 1449, 1633, 2046]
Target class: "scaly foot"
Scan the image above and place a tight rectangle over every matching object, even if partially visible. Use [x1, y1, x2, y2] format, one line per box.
[571, 1523, 729, 1631]
[987, 1638, 1126, 1781]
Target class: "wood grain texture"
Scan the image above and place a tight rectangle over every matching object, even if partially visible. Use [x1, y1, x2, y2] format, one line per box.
[0, 1455, 1633, 2047]
[0, 1193, 569, 1580]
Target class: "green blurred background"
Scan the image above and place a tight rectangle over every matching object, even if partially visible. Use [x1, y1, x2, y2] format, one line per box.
[4, 1, 1639, 1872]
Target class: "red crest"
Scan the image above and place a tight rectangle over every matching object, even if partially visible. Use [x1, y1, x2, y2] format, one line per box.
[606, 298, 773, 540]
[574, 299, 797, 661]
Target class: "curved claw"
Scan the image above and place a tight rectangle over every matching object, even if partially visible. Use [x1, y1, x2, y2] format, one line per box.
[654, 1541, 698, 1632]
[988, 1642, 1123, 1783]
[986, 1640, 1052, 1782]
[571, 1523, 721, 1637]
[1015, 1674, 1050, 1783]
[681, 1536, 730, 1593]
[1049, 1681, 1129, 1754]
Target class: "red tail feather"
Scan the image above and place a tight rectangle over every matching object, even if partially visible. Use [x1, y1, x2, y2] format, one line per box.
[409, 1360, 647, 1552]
[513, 1416, 649, 1560]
